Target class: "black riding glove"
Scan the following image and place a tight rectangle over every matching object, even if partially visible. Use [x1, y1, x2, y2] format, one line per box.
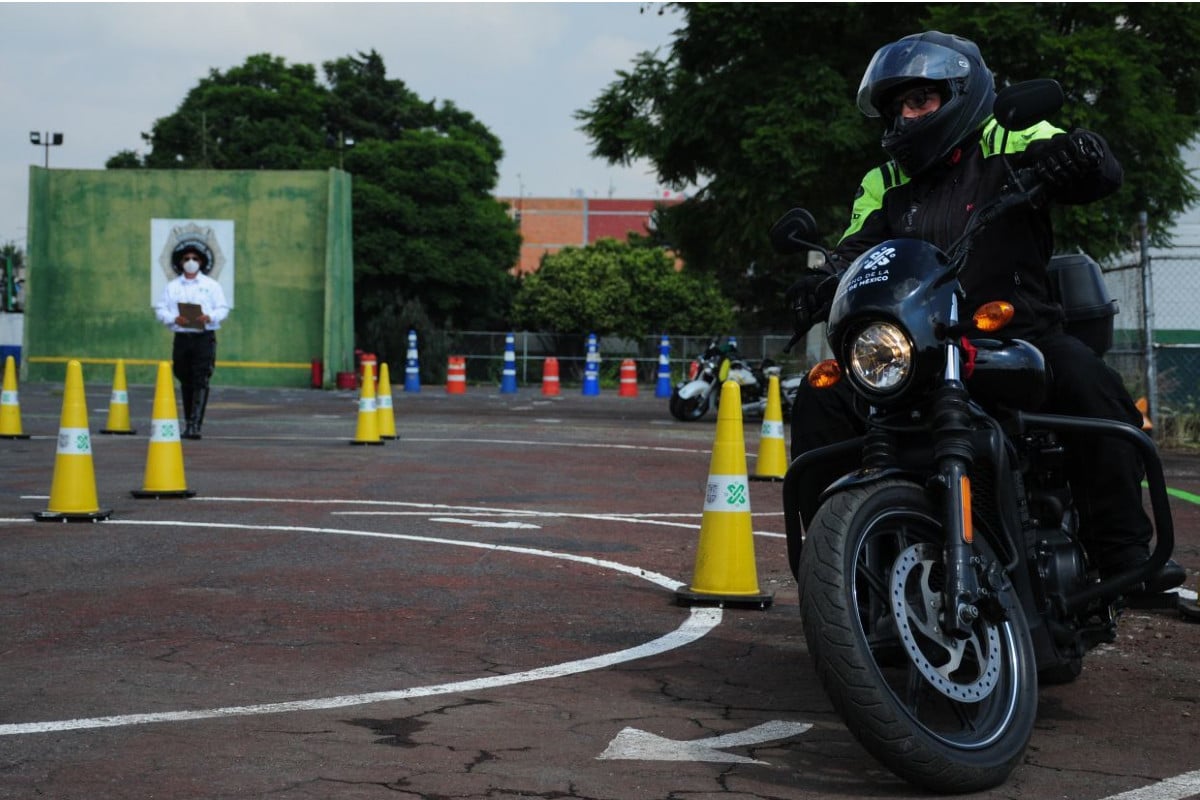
[1029, 129, 1105, 189]
[785, 269, 838, 337]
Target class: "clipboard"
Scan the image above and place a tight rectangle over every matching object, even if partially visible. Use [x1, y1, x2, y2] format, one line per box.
[178, 302, 205, 330]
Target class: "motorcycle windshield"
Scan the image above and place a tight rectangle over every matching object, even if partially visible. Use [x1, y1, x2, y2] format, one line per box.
[831, 238, 954, 328]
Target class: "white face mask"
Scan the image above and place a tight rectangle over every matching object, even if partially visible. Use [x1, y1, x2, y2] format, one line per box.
[182, 258, 201, 274]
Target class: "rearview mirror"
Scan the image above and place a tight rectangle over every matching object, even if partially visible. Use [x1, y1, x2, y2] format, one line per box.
[993, 79, 1064, 131]
[769, 208, 820, 255]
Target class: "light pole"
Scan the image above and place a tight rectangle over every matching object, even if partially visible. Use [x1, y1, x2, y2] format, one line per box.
[30, 131, 64, 168]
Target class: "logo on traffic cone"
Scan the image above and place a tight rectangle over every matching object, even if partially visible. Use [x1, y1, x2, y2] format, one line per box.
[34, 360, 112, 521]
[751, 373, 787, 482]
[350, 361, 384, 445]
[377, 362, 397, 440]
[446, 356, 467, 395]
[132, 361, 195, 498]
[0, 354, 29, 439]
[101, 359, 137, 435]
[541, 357, 560, 397]
[618, 359, 638, 397]
[676, 380, 773, 608]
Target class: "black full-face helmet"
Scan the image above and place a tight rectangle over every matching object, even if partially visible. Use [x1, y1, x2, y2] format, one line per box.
[856, 31, 996, 177]
[170, 240, 214, 276]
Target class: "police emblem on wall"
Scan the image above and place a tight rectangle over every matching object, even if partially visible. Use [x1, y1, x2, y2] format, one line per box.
[149, 219, 236, 307]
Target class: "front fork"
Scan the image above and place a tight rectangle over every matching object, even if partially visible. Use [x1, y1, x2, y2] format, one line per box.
[933, 340, 986, 639]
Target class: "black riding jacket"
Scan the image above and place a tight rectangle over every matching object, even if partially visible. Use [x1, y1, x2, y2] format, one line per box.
[832, 118, 1122, 341]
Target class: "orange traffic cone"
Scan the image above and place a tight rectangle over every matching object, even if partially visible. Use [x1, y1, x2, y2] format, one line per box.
[446, 356, 467, 395]
[34, 360, 112, 522]
[377, 362, 397, 440]
[676, 380, 773, 608]
[350, 361, 383, 445]
[1135, 396, 1153, 431]
[0, 354, 29, 439]
[541, 357, 560, 397]
[618, 359, 638, 397]
[101, 359, 137, 435]
[751, 374, 787, 481]
[132, 361, 195, 498]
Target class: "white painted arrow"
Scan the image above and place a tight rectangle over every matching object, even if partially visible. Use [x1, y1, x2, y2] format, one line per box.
[597, 720, 812, 764]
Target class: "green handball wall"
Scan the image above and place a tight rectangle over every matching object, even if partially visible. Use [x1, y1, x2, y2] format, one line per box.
[23, 166, 354, 388]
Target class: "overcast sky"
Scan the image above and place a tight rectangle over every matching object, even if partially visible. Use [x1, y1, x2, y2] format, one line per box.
[1, 2, 685, 248]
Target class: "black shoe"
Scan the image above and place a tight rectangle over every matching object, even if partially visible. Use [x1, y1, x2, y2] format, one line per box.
[183, 421, 201, 440]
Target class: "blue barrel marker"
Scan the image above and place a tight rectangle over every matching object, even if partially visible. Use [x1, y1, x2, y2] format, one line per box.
[655, 334, 672, 398]
[404, 329, 421, 393]
[582, 333, 601, 396]
[500, 333, 518, 393]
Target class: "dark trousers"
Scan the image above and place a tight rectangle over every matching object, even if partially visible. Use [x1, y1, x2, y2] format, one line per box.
[172, 331, 216, 418]
[790, 330, 1151, 569]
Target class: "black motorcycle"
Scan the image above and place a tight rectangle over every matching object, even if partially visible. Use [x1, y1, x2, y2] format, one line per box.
[669, 337, 801, 421]
[775, 80, 1175, 792]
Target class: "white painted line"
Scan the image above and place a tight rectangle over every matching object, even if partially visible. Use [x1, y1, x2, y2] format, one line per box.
[1098, 769, 1200, 800]
[0, 520, 722, 737]
[429, 517, 540, 529]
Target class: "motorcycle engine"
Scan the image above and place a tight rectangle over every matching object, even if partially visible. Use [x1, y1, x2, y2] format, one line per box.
[1034, 529, 1089, 607]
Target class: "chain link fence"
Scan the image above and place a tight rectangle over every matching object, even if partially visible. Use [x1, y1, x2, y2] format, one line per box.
[374, 241, 1199, 443]
[397, 331, 810, 390]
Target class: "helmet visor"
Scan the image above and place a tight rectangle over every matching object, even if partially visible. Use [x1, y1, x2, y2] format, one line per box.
[857, 40, 972, 117]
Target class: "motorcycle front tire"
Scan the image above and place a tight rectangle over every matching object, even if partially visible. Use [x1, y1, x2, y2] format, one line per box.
[669, 386, 711, 421]
[797, 479, 1037, 793]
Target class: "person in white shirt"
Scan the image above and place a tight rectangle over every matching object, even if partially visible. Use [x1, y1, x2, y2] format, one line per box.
[154, 241, 230, 440]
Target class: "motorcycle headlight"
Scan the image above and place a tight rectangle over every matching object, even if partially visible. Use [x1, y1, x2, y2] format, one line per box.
[848, 322, 913, 394]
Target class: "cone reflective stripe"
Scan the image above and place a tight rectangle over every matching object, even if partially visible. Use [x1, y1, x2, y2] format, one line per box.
[132, 361, 195, 498]
[676, 380, 772, 608]
[751, 373, 787, 481]
[377, 362, 397, 440]
[446, 356, 467, 394]
[0, 354, 29, 439]
[655, 335, 672, 398]
[404, 329, 421, 393]
[350, 361, 383, 445]
[101, 359, 136, 435]
[34, 360, 112, 521]
[618, 359, 638, 397]
[582, 333, 600, 396]
[500, 333, 518, 394]
[541, 357, 560, 396]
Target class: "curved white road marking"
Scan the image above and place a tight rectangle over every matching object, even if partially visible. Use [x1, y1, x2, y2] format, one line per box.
[0, 519, 723, 736]
[1099, 769, 1200, 800]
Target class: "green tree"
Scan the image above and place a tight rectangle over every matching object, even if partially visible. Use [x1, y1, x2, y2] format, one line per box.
[578, 3, 1200, 330]
[106, 50, 520, 343]
[512, 238, 734, 337]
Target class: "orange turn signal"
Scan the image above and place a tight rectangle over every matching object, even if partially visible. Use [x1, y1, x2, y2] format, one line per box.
[807, 359, 842, 389]
[972, 301, 1015, 333]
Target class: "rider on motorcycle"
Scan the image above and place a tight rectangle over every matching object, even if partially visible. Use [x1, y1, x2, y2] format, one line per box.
[786, 30, 1185, 594]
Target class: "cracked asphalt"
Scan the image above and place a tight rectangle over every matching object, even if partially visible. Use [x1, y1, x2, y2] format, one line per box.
[1, 376, 1198, 799]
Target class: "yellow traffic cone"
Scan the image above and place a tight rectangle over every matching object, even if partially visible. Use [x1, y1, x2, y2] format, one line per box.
[751, 373, 787, 482]
[131, 361, 195, 498]
[676, 380, 773, 608]
[100, 359, 137, 435]
[350, 361, 383, 445]
[34, 360, 112, 522]
[377, 362, 397, 440]
[0, 354, 30, 439]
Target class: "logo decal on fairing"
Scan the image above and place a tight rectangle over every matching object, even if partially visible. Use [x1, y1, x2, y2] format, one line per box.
[845, 245, 895, 293]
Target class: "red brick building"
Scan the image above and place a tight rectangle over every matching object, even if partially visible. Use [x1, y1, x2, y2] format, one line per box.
[497, 196, 683, 275]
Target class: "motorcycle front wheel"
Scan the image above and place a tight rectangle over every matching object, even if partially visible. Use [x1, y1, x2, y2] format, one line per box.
[797, 479, 1037, 793]
[669, 386, 711, 421]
